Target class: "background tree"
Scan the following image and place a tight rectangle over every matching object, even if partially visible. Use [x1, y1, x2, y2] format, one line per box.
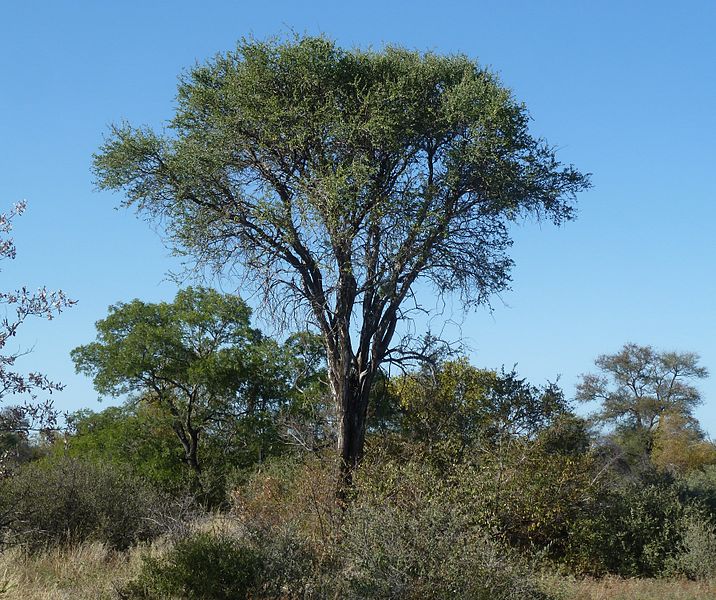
[391, 358, 568, 460]
[72, 287, 288, 499]
[576, 343, 709, 458]
[93, 35, 590, 486]
[650, 412, 716, 475]
[63, 405, 189, 493]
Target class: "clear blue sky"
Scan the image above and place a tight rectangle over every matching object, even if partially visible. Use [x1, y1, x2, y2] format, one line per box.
[1, 1, 715, 432]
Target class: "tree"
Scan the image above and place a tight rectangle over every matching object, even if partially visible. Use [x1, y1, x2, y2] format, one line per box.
[63, 405, 189, 492]
[0, 201, 74, 435]
[650, 412, 716, 474]
[93, 35, 590, 488]
[576, 343, 709, 456]
[392, 359, 568, 459]
[71, 287, 289, 496]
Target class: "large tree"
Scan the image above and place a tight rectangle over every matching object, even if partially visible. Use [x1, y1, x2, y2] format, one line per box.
[94, 35, 590, 487]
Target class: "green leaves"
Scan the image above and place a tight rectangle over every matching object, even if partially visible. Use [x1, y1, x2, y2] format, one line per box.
[72, 287, 259, 400]
[93, 35, 590, 311]
[392, 359, 569, 456]
[577, 343, 709, 439]
[93, 34, 591, 476]
[71, 287, 294, 503]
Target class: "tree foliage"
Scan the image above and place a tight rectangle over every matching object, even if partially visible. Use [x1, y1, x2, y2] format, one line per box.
[391, 358, 568, 459]
[93, 34, 590, 481]
[72, 287, 289, 497]
[0, 201, 74, 436]
[577, 343, 708, 458]
[651, 413, 716, 475]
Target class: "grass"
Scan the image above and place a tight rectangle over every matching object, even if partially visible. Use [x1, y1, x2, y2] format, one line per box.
[541, 573, 716, 600]
[2, 540, 716, 599]
[0, 517, 217, 600]
[0, 542, 144, 600]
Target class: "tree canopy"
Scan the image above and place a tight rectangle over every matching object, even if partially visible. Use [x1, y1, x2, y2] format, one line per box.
[577, 343, 709, 458]
[392, 359, 568, 458]
[94, 35, 591, 482]
[71, 287, 288, 496]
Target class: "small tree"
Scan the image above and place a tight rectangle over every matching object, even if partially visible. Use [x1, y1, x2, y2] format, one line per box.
[0, 201, 74, 436]
[94, 35, 590, 488]
[72, 287, 288, 496]
[651, 412, 716, 474]
[577, 343, 708, 456]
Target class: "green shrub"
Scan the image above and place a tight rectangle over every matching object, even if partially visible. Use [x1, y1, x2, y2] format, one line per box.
[119, 532, 260, 600]
[684, 465, 716, 514]
[341, 459, 552, 600]
[0, 456, 165, 551]
[563, 476, 692, 576]
[64, 406, 189, 494]
[664, 513, 716, 579]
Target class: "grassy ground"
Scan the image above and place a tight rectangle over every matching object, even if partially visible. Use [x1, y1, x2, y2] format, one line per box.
[541, 573, 716, 600]
[2, 542, 716, 599]
[0, 542, 143, 600]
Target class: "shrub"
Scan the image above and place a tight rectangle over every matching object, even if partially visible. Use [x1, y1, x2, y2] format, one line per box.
[0, 456, 166, 551]
[229, 453, 552, 599]
[248, 521, 334, 599]
[684, 465, 716, 514]
[664, 513, 716, 579]
[340, 459, 552, 600]
[231, 453, 339, 542]
[119, 532, 260, 600]
[563, 475, 692, 576]
[231, 454, 340, 598]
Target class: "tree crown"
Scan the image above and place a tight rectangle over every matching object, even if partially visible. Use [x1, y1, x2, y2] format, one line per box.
[576, 343, 709, 433]
[94, 35, 590, 366]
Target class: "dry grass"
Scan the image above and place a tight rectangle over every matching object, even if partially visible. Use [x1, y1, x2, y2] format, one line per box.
[0, 542, 146, 600]
[2, 538, 716, 599]
[0, 515, 228, 600]
[541, 573, 716, 600]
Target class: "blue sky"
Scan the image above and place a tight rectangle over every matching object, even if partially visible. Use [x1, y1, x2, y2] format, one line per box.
[1, 1, 715, 432]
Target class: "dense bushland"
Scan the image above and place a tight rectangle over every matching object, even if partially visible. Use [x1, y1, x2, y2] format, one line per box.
[0, 457, 180, 552]
[2, 325, 716, 598]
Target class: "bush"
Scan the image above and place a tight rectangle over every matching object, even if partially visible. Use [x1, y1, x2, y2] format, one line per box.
[664, 513, 716, 579]
[231, 454, 340, 598]
[0, 456, 166, 551]
[229, 453, 552, 599]
[340, 459, 551, 600]
[684, 465, 716, 514]
[119, 532, 260, 600]
[563, 475, 693, 576]
[248, 521, 334, 599]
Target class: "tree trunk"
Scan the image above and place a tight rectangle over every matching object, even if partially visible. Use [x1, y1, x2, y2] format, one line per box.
[334, 369, 374, 501]
[173, 421, 205, 498]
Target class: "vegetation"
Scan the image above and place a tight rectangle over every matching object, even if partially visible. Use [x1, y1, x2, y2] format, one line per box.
[93, 35, 590, 486]
[5, 331, 716, 595]
[0, 34, 713, 600]
[0, 456, 171, 552]
[578, 343, 709, 463]
[0, 202, 74, 447]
